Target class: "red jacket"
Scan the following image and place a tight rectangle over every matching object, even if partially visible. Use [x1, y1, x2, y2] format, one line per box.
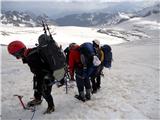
[68, 45, 82, 80]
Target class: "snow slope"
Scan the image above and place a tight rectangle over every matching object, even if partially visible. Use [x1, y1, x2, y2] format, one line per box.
[1, 13, 160, 119]
[0, 26, 124, 46]
[98, 13, 160, 42]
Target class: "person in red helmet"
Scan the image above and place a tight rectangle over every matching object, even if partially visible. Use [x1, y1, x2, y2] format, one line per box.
[8, 40, 26, 59]
[8, 40, 55, 114]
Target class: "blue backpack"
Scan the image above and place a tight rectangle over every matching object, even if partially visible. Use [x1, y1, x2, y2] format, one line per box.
[80, 42, 95, 56]
[79, 42, 95, 67]
[101, 44, 113, 68]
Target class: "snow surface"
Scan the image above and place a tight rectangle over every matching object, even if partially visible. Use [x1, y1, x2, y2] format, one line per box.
[0, 26, 125, 47]
[118, 12, 130, 19]
[0, 13, 160, 120]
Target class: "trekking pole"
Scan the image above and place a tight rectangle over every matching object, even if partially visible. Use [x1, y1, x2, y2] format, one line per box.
[42, 20, 47, 35]
[41, 20, 50, 46]
[30, 106, 36, 120]
[66, 77, 68, 94]
[45, 23, 53, 40]
[65, 68, 68, 94]
[14, 94, 26, 109]
[64, 66, 69, 94]
[64, 66, 72, 94]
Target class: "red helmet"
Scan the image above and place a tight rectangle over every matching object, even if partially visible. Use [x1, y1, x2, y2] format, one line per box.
[8, 41, 26, 55]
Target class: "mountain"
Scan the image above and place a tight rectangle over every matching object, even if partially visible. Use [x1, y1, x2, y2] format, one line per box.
[55, 13, 109, 27]
[136, 3, 160, 17]
[55, 12, 134, 27]
[1, 10, 56, 27]
[55, 3, 160, 27]
[97, 3, 160, 42]
[1, 3, 159, 27]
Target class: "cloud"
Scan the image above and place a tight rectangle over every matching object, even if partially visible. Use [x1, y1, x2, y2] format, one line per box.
[1, 0, 159, 4]
[2, 0, 159, 19]
[1, 0, 146, 2]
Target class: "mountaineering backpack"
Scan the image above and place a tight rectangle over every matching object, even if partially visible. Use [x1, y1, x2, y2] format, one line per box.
[38, 34, 66, 71]
[101, 44, 113, 68]
[79, 42, 95, 67]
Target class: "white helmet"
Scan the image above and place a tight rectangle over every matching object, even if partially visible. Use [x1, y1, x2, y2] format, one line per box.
[93, 39, 100, 46]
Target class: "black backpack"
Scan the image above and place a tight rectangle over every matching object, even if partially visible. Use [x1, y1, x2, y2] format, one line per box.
[101, 44, 113, 68]
[37, 34, 66, 71]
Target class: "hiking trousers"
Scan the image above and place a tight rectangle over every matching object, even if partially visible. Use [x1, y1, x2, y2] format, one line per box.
[75, 69, 91, 94]
[33, 73, 54, 107]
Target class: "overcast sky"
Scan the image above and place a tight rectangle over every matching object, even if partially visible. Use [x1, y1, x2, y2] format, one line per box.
[1, 0, 159, 19]
[1, 0, 156, 2]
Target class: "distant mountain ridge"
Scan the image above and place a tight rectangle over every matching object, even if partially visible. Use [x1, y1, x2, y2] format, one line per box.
[55, 3, 160, 27]
[136, 3, 160, 17]
[55, 12, 134, 27]
[1, 3, 159, 27]
[1, 11, 55, 27]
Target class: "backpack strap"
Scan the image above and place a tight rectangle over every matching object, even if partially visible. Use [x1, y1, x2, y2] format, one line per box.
[100, 49, 104, 62]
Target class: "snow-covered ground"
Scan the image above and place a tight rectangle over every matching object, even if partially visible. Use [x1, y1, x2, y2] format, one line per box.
[0, 13, 160, 120]
[0, 25, 124, 47]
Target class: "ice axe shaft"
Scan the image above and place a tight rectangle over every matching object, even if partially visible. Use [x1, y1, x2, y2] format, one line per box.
[14, 94, 26, 109]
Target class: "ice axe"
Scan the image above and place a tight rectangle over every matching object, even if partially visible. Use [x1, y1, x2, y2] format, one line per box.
[14, 94, 35, 111]
[14, 94, 26, 109]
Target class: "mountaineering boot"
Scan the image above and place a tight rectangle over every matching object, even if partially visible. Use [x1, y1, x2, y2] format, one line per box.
[27, 99, 42, 107]
[85, 89, 91, 100]
[92, 89, 97, 94]
[97, 86, 101, 90]
[43, 105, 55, 114]
[74, 91, 85, 102]
[92, 85, 97, 94]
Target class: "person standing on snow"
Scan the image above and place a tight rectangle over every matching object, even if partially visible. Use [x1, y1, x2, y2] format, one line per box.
[91, 39, 104, 93]
[7, 40, 55, 114]
[68, 44, 92, 102]
[57, 43, 77, 87]
[64, 43, 77, 65]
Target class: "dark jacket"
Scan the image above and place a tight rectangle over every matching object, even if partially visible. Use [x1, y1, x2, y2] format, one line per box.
[22, 48, 53, 75]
